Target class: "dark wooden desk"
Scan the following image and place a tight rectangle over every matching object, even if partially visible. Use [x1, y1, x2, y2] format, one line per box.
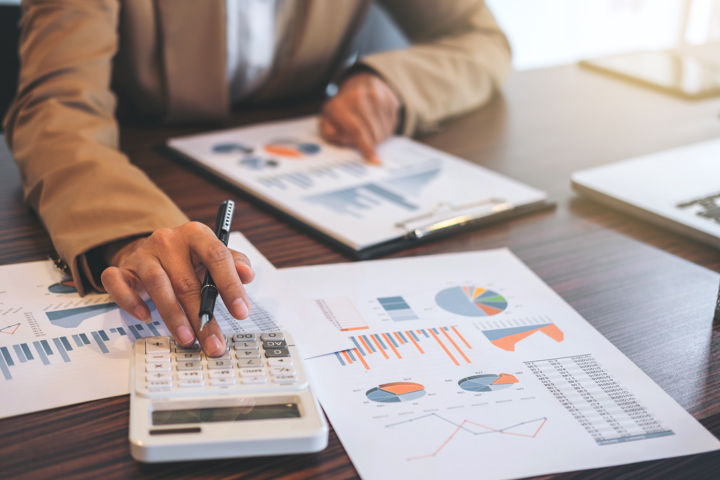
[2, 51, 720, 479]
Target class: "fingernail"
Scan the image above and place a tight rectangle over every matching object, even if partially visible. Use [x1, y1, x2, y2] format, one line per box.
[176, 325, 194, 345]
[232, 298, 249, 319]
[205, 334, 224, 356]
[134, 305, 152, 324]
[370, 155, 381, 165]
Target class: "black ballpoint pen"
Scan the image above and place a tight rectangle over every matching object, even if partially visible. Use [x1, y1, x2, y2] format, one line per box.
[199, 200, 235, 331]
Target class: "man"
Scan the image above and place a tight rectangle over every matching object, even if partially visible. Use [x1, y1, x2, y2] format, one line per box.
[4, 0, 511, 356]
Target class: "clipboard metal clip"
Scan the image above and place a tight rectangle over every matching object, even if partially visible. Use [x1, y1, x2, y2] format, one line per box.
[395, 198, 515, 240]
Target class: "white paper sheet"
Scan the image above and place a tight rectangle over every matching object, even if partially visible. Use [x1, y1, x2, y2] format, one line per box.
[0, 232, 351, 419]
[280, 250, 720, 479]
[167, 117, 548, 250]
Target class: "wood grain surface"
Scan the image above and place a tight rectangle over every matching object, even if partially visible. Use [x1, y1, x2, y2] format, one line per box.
[2, 53, 720, 479]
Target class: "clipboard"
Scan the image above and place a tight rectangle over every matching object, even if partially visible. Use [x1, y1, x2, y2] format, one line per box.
[164, 117, 553, 259]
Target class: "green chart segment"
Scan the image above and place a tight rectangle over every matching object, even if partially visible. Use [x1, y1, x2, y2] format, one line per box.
[436, 286, 508, 317]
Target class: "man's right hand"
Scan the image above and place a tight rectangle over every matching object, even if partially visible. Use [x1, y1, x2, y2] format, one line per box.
[100, 222, 255, 357]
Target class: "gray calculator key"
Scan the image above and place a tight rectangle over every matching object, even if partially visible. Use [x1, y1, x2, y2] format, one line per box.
[264, 348, 290, 357]
[262, 340, 287, 349]
[177, 361, 203, 371]
[233, 333, 257, 342]
[234, 341, 258, 350]
[214, 351, 232, 360]
[176, 352, 201, 362]
[236, 349, 261, 359]
[207, 359, 233, 369]
[237, 358, 263, 367]
[260, 332, 284, 342]
[175, 344, 201, 353]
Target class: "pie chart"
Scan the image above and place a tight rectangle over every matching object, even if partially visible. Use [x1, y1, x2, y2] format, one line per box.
[366, 382, 426, 403]
[435, 286, 507, 317]
[458, 374, 519, 392]
[264, 139, 321, 158]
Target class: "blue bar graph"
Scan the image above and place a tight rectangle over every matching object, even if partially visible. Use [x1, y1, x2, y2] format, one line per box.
[136, 324, 144, 331]
[52, 338, 71, 363]
[147, 322, 160, 336]
[40, 340, 53, 355]
[60, 337, 73, 351]
[350, 337, 366, 356]
[33, 341, 50, 365]
[1, 347, 14, 366]
[127, 325, 141, 340]
[79, 333, 90, 345]
[386, 334, 399, 348]
[362, 335, 377, 352]
[117, 327, 127, 336]
[0, 354, 11, 380]
[91, 331, 109, 354]
[421, 329, 430, 338]
[21, 343, 33, 360]
[72, 334, 84, 347]
[334, 352, 346, 366]
[110, 328, 116, 333]
[409, 330, 420, 341]
[348, 349, 357, 361]
[99, 330, 110, 341]
[13, 345, 26, 363]
[373, 334, 388, 350]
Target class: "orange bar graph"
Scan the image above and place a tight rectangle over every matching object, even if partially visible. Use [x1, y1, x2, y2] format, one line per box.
[382, 333, 402, 359]
[358, 335, 374, 354]
[451, 326, 472, 349]
[393, 332, 405, 344]
[370, 335, 390, 359]
[341, 350, 353, 364]
[354, 348, 370, 370]
[341, 326, 370, 332]
[406, 331, 425, 354]
[441, 328, 470, 363]
[429, 329, 459, 366]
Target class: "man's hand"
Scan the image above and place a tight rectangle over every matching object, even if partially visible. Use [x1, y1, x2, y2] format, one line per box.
[320, 72, 401, 164]
[100, 222, 255, 357]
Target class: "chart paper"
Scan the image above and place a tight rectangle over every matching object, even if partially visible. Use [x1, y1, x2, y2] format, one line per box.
[167, 117, 547, 250]
[0, 233, 350, 419]
[281, 251, 720, 479]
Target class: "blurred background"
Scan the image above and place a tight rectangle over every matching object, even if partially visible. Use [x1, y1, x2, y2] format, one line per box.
[1, 0, 719, 128]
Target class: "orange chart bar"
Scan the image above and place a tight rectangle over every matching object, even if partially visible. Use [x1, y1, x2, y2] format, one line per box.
[429, 329, 459, 366]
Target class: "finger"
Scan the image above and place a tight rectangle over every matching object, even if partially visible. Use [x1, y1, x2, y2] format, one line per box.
[350, 90, 386, 145]
[325, 102, 380, 164]
[321, 104, 354, 146]
[101, 267, 153, 323]
[138, 260, 196, 347]
[230, 250, 255, 284]
[187, 231, 250, 321]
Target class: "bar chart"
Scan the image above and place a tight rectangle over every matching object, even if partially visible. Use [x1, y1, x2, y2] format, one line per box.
[0, 321, 165, 381]
[334, 326, 472, 370]
[315, 297, 369, 331]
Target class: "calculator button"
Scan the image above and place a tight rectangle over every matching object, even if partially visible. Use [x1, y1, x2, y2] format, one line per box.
[262, 340, 287, 348]
[236, 350, 262, 359]
[212, 377, 237, 386]
[176, 352, 201, 362]
[178, 371, 204, 380]
[146, 372, 172, 382]
[208, 359, 233, 369]
[175, 344, 201, 353]
[147, 363, 172, 372]
[270, 366, 296, 376]
[209, 369, 234, 379]
[146, 353, 171, 363]
[234, 341, 258, 350]
[242, 376, 268, 385]
[240, 367, 266, 377]
[177, 361, 203, 371]
[179, 379, 205, 388]
[272, 375, 297, 384]
[148, 380, 173, 390]
[214, 351, 232, 360]
[260, 332, 284, 342]
[264, 348, 290, 357]
[267, 357, 293, 367]
[233, 333, 257, 342]
[146, 337, 170, 354]
[237, 358, 263, 367]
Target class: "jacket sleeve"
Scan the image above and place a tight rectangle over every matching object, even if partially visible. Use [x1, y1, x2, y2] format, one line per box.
[3, 0, 189, 295]
[361, 0, 511, 135]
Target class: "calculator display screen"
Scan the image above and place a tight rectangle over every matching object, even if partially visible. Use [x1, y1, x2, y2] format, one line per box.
[152, 403, 300, 425]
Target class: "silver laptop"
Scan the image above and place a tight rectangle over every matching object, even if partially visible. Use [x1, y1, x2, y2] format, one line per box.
[571, 138, 720, 249]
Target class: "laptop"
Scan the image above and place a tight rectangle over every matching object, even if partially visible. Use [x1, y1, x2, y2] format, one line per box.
[571, 138, 720, 249]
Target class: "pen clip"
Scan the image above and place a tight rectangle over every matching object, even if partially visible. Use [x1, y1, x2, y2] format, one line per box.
[216, 200, 235, 234]
[395, 198, 514, 239]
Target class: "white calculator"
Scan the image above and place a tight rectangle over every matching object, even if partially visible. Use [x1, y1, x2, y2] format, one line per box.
[129, 331, 328, 462]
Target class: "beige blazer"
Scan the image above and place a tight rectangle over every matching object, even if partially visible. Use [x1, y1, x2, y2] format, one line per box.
[4, 0, 511, 294]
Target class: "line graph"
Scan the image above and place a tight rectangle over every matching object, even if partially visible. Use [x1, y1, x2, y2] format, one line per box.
[386, 413, 547, 461]
[0, 323, 20, 335]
